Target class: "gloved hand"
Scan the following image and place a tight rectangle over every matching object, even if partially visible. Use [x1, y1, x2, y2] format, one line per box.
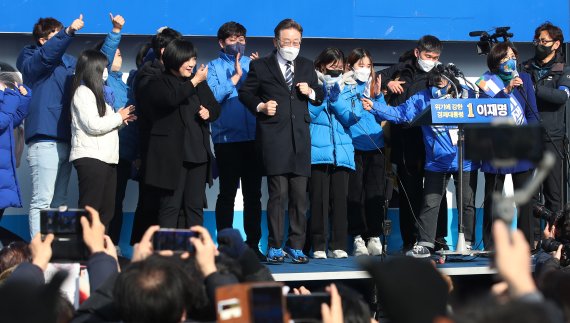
[328, 82, 341, 102]
[217, 228, 248, 259]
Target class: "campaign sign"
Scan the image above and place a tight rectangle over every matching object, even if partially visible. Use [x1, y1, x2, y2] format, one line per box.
[430, 98, 512, 124]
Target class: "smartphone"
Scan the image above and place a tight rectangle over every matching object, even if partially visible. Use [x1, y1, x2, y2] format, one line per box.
[40, 208, 89, 235]
[40, 208, 90, 262]
[152, 229, 198, 253]
[286, 293, 331, 322]
[464, 124, 544, 163]
[250, 285, 285, 322]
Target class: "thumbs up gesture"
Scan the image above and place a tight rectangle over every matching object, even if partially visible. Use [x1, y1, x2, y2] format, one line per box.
[67, 14, 85, 34]
[110, 13, 125, 33]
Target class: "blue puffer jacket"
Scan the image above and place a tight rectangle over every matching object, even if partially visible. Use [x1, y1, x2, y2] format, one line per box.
[310, 72, 361, 170]
[0, 87, 31, 209]
[480, 71, 538, 174]
[207, 51, 256, 144]
[369, 89, 478, 172]
[100, 31, 138, 161]
[342, 72, 384, 151]
[17, 28, 76, 143]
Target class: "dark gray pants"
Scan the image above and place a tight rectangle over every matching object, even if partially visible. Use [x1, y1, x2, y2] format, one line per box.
[418, 170, 478, 249]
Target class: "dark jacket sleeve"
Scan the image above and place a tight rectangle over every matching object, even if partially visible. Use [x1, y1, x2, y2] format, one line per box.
[72, 273, 121, 323]
[204, 271, 239, 306]
[307, 63, 324, 106]
[521, 73, 540, 124]
[144, 77, 197, 120]
[5, 262, 45, 286]
[87, 253, 119, 295]
[238, 60, 263, 115]
[378, 63, 403, 89]
[535, 66, 570, 106]
[196, 81, 221, 122]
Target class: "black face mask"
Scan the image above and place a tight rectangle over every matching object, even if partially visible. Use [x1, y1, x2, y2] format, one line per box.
[325, 69, 343, 77]
[535, 44, 554, 61]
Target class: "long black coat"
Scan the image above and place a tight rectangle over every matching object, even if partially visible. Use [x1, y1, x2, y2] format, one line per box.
[238, 51, 323, 176]
[141, 72, 220, 190]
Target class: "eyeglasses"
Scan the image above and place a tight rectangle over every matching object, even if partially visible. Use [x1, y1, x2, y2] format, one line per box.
[279, 39, 301, 47]
[533, 38, 555, 46]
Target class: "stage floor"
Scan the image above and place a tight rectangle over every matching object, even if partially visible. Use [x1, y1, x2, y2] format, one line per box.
[268, 256, 497, 281]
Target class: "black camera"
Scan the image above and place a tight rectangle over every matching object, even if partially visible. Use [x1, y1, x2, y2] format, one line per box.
[469, 26, 514, 55]
[533, 204, 566, 227]
[540, 238, 570, 267]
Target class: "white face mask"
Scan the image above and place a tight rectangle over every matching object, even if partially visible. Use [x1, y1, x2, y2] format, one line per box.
[353, 67, 371, 82]
[417, 58, 438, 72]
[278, 46, 300, 62]
[323, 74, 342, 85]
[102, 67, 109, 82]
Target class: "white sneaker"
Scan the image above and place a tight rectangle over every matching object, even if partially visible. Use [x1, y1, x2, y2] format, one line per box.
[367, 237, 383, 256]
[327, 249, 348, 259]
[312, 251, 327, 259]
[353, 236, 369, 256]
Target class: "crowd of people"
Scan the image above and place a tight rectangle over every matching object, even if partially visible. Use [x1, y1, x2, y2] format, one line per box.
[1, 13, 570, 261]
[0, 11, 570, 323]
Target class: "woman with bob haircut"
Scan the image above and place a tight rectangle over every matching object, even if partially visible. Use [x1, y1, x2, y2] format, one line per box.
[142, 39, 221, 228]
[70, 49, 136, 226]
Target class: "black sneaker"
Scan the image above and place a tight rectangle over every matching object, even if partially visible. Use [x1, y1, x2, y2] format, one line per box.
[434, 238, 450, 251]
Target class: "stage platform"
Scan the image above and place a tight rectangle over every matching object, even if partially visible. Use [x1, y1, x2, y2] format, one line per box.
[268, 256, 497, 282]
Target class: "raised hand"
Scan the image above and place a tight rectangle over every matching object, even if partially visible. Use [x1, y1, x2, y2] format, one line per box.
[67, 14, 85, 34]
[110, 13, 125, 33]
[198, 105, 210, 120]
[118, 105, 136, 125]
[387, 80, 405, 94]
[191, 64, 208, 86]
[30, 233, 54, 272]
[296, 82, 312, 96]
[250, 52, 260, 60]
[361, 97, 374, 111]
[261, 100, 278, 116]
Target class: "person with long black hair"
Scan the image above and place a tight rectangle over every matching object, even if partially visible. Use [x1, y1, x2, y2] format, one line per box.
[70, 49, 136, 226]
[141, 39, 220, 228]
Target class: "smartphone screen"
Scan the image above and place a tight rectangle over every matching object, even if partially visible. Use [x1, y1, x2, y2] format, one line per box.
[40, 209, 88, 235]
[287, 293, 331, 321]
[152, 229, 198, 253]
[250, 285, 284, 322]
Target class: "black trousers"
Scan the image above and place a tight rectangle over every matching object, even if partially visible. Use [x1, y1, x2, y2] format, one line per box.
[267, 174, 308, 249]
[417, 171, 478, 249]
[158, 162, 208, 228]
[483, 170, 534, 249]
[74, 157, 117, 227]
[397, 163, 449, 250]
[348, 150, 385, 239]
[214, 142, 262, 247]
[108, 159, 133, 244]
[537, 139, 565, 211]
[309, 164, 349, 251]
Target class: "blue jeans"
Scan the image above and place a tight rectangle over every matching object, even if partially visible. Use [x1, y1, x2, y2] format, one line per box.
[27, 141, 72, 238]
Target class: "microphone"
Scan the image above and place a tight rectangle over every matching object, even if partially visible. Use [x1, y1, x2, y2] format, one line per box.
[469, 31, 488, 37]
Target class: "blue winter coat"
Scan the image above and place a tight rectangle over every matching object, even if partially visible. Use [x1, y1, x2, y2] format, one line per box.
[369, 89, 477, 172]
[0, 87, 31, 209]
[309, 73, 361, 170]
[207, 51, 256, 144]
[100, 31, 138, 161]
[17, 29, 76, 143]
[480, 72, 538, 174]
[342, 75, 384, 151]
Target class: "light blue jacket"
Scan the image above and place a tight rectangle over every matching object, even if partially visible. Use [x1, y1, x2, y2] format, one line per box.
[342, 73, 384, 151]
[207, 51, 256, 144]
[309, 72, 361, 170]
[369, 89, 478, 172]
[100, 31, 138, 161]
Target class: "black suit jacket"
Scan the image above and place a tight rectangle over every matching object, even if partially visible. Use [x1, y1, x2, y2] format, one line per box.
[141, 72, 220, 190]
[238, 51, 323, 176]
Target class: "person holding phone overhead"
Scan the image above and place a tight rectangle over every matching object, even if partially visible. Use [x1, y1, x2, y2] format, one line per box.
[239, 19, 324, 263]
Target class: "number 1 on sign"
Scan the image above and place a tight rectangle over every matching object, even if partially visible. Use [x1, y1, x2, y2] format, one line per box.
[467, 103, 475, 118]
